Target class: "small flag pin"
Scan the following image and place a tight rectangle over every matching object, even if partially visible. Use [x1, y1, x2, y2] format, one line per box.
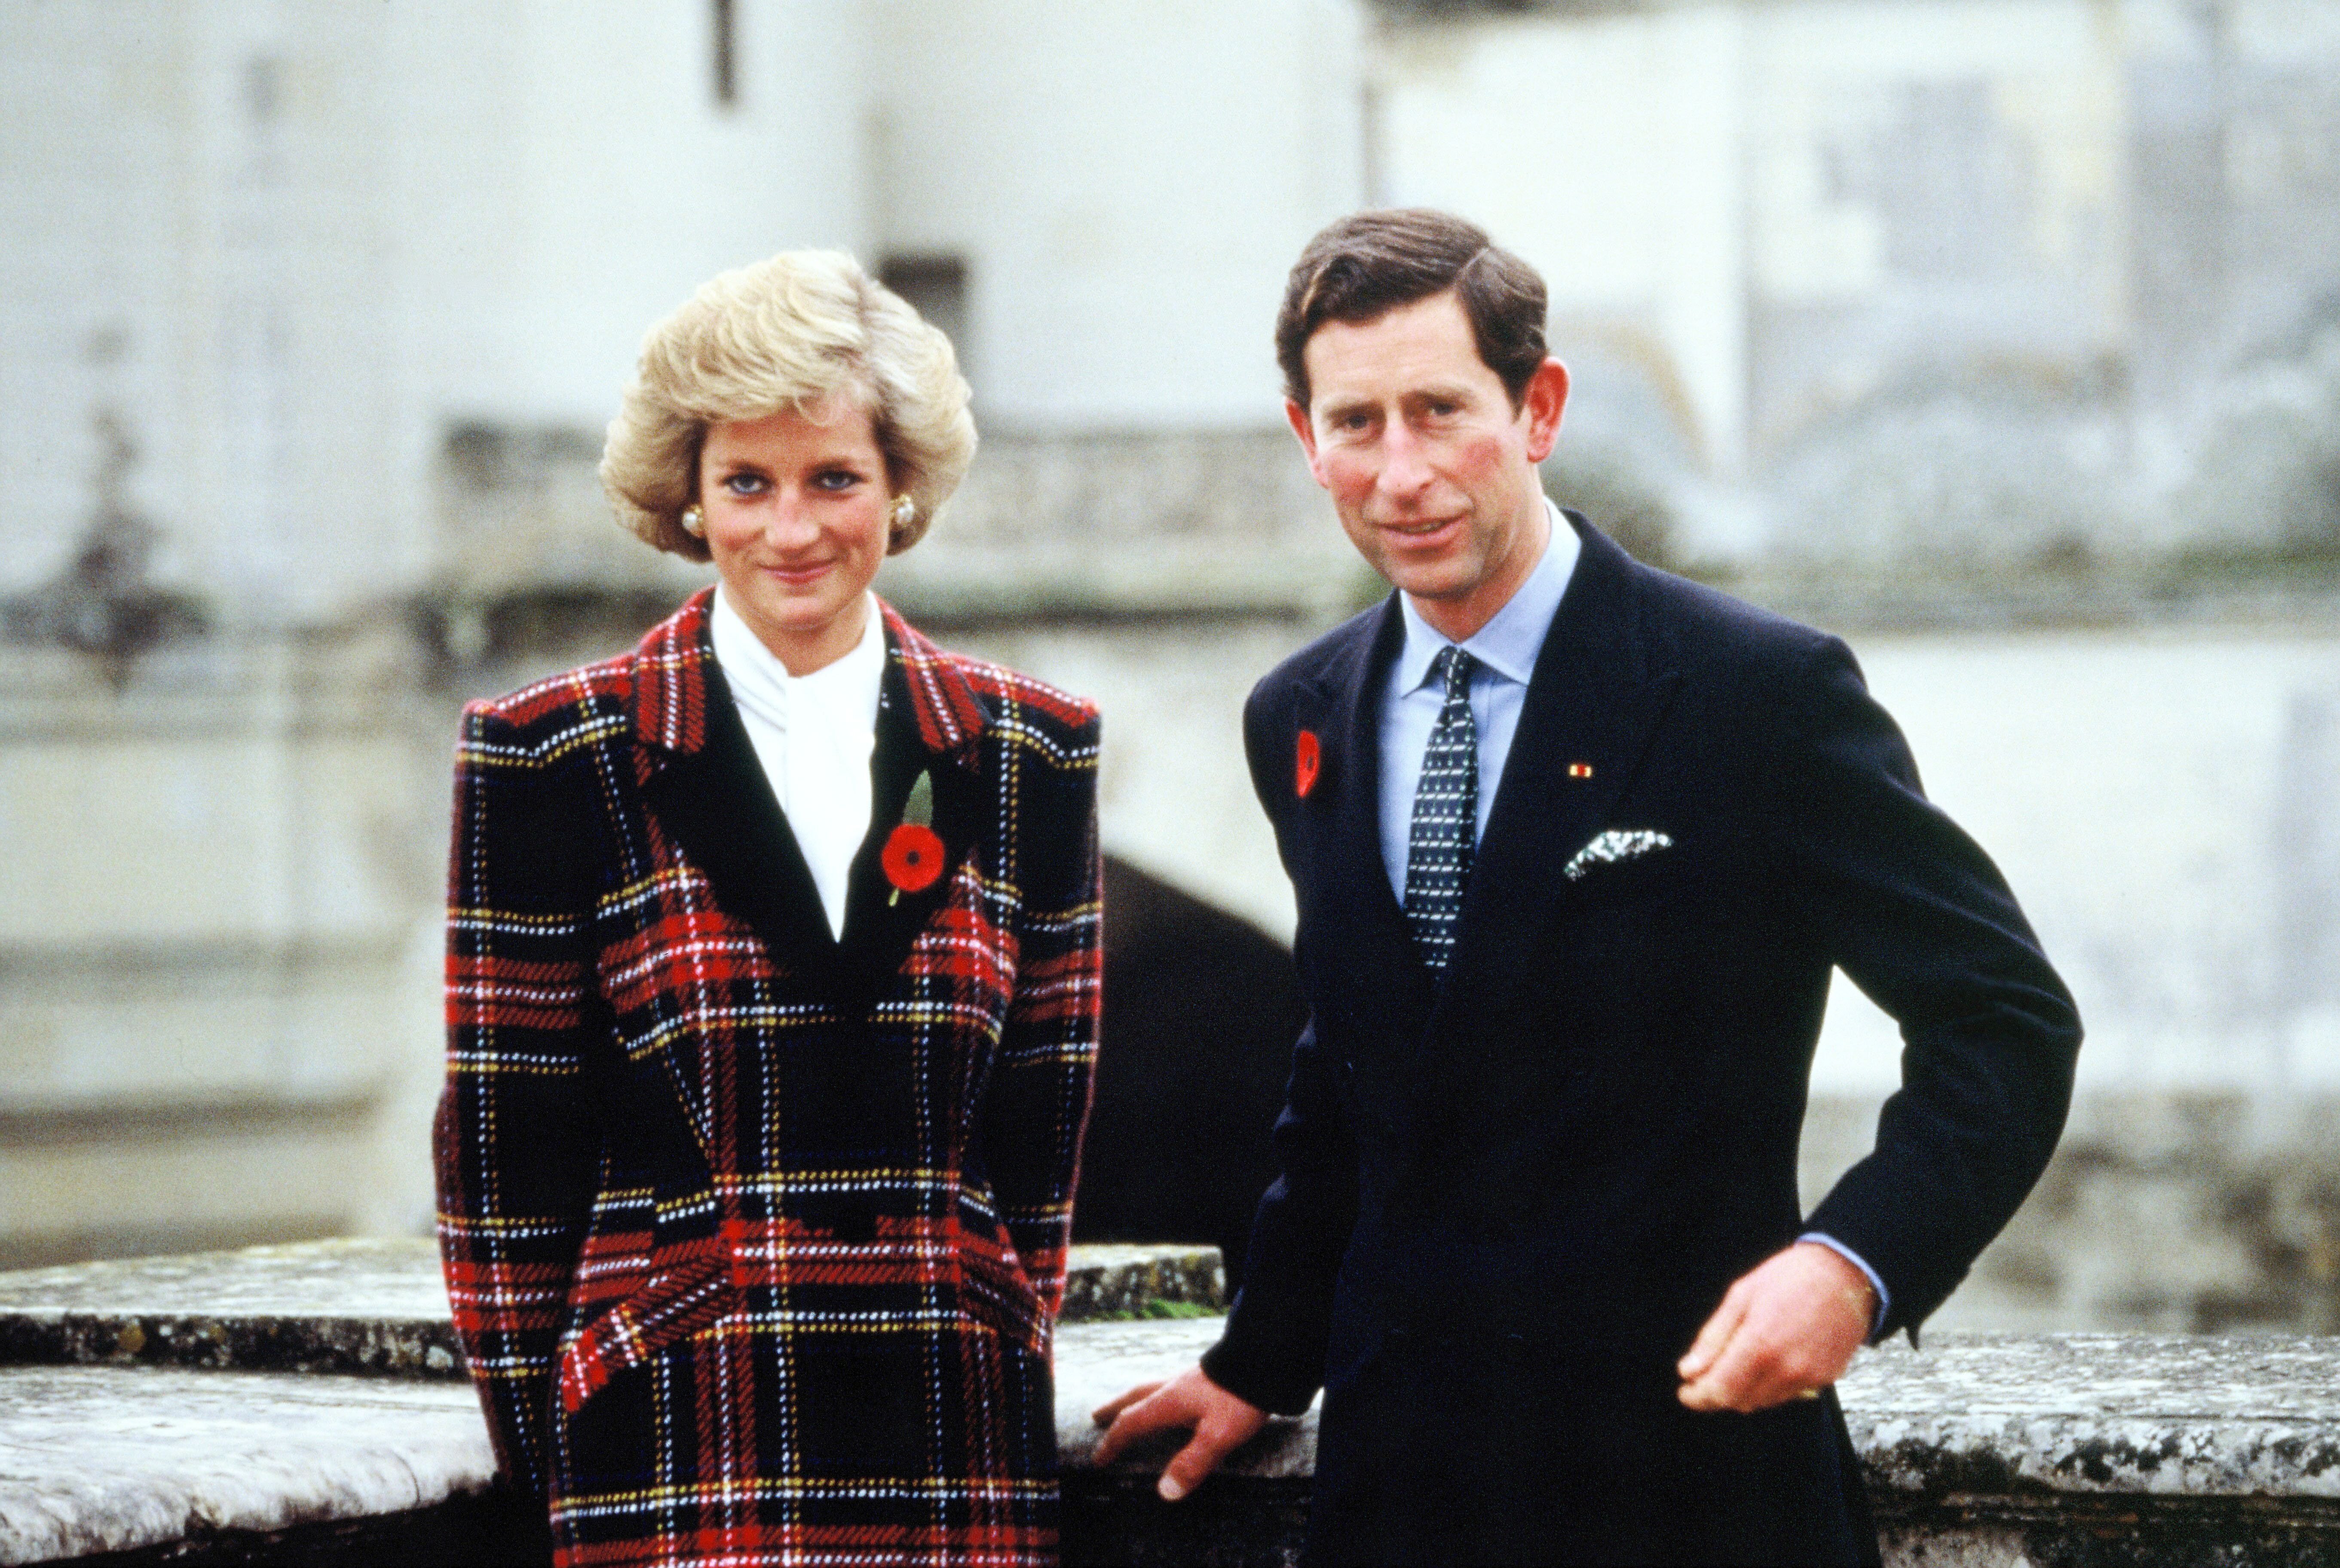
[1567, 762, 1594, 779]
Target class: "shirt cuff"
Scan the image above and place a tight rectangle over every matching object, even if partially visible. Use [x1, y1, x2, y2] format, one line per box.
[1798, 1231, 1889, 1339]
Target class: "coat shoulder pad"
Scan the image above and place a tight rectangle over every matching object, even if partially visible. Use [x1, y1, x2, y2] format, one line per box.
[1248, 599, 1384, 711]
[1627, 561, 1844, 683]
[948, 653, 1100, 758]
[463, 651, 637, 763]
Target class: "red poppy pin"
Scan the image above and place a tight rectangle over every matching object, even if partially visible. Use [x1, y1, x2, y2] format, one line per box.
[1295, 729, 1322, 799]
[883, 770, 945, 903]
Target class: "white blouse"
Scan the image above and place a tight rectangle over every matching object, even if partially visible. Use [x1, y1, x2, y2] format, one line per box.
[709, 587, 886, 940]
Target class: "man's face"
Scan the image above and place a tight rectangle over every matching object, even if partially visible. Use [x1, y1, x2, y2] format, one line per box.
[1288, 290, 1567, 641]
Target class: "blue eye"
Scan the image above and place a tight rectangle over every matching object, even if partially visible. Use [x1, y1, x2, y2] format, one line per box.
[723, 472, 766, 495]
[814, 468, 865, 491]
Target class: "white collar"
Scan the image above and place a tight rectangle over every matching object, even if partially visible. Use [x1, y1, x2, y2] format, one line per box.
[1394, 496, 1580, 693]
[708, 587, 887, 737]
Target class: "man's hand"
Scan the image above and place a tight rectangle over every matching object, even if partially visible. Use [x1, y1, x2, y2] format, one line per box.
[1676, 1241, 1874, 1413]
[1091, 1363, 1270, 1501]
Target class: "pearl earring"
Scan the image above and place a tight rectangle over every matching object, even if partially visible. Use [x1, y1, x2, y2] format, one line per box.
[891, 496, 916, 529]
[680, 505, 704, 537]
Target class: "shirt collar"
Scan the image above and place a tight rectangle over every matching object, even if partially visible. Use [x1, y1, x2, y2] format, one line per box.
[710, 586, 885, 732]
[1394, 497, 1580, 693]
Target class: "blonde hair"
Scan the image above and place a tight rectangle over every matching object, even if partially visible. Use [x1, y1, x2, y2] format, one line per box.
[600, 251, 976, 559]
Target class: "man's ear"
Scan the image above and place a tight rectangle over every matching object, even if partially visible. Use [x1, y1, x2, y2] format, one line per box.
[1284, 398, 1327, 486]
[1521, 358, 1570, 465]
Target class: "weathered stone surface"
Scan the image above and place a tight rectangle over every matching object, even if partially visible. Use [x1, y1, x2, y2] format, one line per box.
[10, 1312, 2340, 1566]
[0, 1366, 493, 1565]
[1059, 1245, 1227, 1327]
[1840, 1334, 2340, 1501]
[0, 1319, 1271, 1566]
[0, 1239, 460, 1379]
[1871, 1494, 2340, 1568]
[0, 1238, 1224, 1381]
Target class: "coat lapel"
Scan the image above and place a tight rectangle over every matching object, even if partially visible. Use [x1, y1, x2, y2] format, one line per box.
[632, 590, 838, 980]
[834, 603, 988, 1002]
[1293, 598, 1436, 1044]
[1432, 517, 1683, 1039]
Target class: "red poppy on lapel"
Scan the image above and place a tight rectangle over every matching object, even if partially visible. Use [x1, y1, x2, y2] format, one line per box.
[884, 825, 944, 893]
[1296, 729, 1322, 798]
[884, 768, 946, 897]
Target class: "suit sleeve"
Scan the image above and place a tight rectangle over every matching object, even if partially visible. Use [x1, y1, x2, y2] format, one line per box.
[984, 702, 1103, 1330]
[433, 703, 603, 1498]
[1776, 636, 2082, 1340]
[1198, 682, 1361, 1415]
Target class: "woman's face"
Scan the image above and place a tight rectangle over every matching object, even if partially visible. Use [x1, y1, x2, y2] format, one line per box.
[699, 399, 893, 675]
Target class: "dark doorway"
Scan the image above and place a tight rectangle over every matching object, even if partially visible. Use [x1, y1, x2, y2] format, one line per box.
[1078, 857, 1308, 1290]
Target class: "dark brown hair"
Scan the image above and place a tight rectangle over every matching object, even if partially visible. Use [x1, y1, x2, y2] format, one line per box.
[1275, 208, 1549, 411]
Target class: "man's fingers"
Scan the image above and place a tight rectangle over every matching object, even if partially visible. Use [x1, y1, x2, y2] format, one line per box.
[1090, 1363, 1270, 1497]
[1157, 1412, 1249, 1501]
[1090, 1381, 1164, 1429]
[1679, 1243, 1878, 1412]
[1090, 1386, 1177, 1466]
[1677, 1282, 1748, 1380]
[1681, 1333, 1792, 1412]
[1680, 1282, 1795, 1411]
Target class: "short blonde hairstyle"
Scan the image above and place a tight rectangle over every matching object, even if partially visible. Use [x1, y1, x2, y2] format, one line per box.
[600, 250, 976, 559]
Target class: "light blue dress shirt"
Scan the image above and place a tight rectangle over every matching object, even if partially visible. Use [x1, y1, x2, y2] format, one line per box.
[1376, 499, 1580, 899]
[1373, 500, 1890, 1335]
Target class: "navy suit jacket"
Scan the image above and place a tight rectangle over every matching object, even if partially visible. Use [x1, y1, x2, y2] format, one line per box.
[1200, 516, 2080, 1566]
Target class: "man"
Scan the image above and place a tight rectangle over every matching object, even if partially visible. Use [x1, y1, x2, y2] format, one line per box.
[1091, 211, 2080, 1565]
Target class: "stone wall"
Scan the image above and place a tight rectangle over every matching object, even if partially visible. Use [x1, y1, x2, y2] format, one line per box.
[0, 634, 445, 1268]
[429, 424, 1364, 628]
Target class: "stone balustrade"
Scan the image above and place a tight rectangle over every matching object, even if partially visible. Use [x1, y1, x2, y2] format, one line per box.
[2, 1242, 2337, 1566]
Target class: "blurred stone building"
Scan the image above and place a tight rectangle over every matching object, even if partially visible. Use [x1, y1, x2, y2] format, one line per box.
[3, 0, 2339, 1327]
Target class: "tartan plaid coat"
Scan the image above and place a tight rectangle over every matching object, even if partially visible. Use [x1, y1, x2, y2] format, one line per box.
[434, 589, 1102, 1567]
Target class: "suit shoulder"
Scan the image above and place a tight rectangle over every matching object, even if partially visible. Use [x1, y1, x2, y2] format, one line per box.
[1629, 562, 1844, 681]
[1245, 599, 1386, 718]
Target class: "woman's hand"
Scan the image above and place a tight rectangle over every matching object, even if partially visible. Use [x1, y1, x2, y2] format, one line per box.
[1091, 1363, 1270, 1501]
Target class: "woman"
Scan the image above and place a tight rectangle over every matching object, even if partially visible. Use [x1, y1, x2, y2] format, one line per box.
[434, 251, 1101, 1568]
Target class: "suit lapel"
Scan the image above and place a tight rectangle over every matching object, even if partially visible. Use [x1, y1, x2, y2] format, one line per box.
[1433, 518, 1682, 1034]
[1294, 597, 1436, 1041]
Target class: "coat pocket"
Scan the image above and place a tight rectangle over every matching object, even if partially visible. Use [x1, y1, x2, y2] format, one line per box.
[556, 1239, 740, 1415]
[953, 1199, 1043, 1351]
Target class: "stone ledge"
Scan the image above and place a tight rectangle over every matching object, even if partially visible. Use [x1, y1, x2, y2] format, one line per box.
[0, 1320, 1290, 1566]
[0, 1238, 1224, 1380]
[8, 1282, 2340, 1565]
[1838, 1334, 2340, 1501]
[0, 1365, 493, 1565]
[1054, 1245, 1229, 1329]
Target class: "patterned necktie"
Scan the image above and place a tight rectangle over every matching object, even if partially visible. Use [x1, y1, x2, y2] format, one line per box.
[1403, 645, 1478, 972]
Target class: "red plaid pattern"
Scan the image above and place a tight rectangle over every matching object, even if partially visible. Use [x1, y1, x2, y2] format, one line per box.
[435, 591, 1102, 1567]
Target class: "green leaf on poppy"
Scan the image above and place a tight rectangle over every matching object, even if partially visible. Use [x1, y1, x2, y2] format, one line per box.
[904, 769, 934, 828]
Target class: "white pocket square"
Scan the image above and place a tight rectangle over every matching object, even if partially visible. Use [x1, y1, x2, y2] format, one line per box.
[1562, 829, 1674, 881]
